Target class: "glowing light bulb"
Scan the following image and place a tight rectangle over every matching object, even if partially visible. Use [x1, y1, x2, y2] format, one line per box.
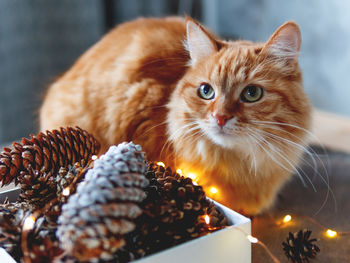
[247, 235, 258, 243]
[204, 215, 210, 224]
[23, 215, 36, 231]
[91, 155, 98, 160]
[176, 169, 183, 175]
[326, 229, 337, 238]
[209, 187, 218, 194]
[187, 172, 197, 180]
[156, 162, 165, 167]
[62, 187, 70, 196]
[283, 215, 292, 223]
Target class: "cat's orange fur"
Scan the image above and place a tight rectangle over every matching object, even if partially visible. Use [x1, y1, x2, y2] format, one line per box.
[40, 17, 311, 215]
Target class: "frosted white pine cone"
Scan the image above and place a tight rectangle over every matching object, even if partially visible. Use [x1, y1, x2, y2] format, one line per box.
[56, 142, 149, 262]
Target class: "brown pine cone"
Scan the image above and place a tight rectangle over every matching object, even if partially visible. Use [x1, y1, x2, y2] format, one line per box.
[44, 162, 88, 224]
[125, 163, 228, 258]
[25, 216, 63, 263]
[0, 200, 31, 261]
[0, 200, 63, 262]
[18, 167, 57, 208]
[0, 126, 100, 186]
[18, 161, 88, 211]
[282, 229, 320, 263]
[57, 142, 149, 262]
[56, 162, 84, 196]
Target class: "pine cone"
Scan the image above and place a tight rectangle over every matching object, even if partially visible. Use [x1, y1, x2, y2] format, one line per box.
[0, 126, 100, 186]
[0, 200, 62, 263]
[56, 162, 84, 196]
[44, 162, 88, 224]
[26, 216, 63, 263]
[0, 200, 31, 261]
[282, 229, 320, 263]
[18, 167, 57, 208]
[19, 160, 89, 211]
[125, 163, 228, 258]
[57, 142, 149, 262]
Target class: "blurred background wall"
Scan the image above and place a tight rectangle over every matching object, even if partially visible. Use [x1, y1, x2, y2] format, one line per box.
[0, 0, 348, 145]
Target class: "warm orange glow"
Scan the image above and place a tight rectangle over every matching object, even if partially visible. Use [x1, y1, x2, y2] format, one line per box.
[176, 168, 183, 175]
[326, 229, 337, 238]
[187, 172, 197, 180]
[156, 162, 165, 167]
[247, 235, 259, 243]
[204, 215, 210, 224]
[283, 215, 292, 223]
[209, 187, 218, 194]
[62, 187, 70, 196]
[23, 215, 36, 231]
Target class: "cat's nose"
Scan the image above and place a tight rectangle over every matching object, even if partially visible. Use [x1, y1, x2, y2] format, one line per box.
[212, 113, 230, 127]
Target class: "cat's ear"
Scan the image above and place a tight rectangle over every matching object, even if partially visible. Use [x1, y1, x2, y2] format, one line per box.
[185, 17, 218, 65]
[262, 21, 301, 61]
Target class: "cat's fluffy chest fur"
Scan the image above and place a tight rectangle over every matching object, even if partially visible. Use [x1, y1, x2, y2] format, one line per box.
[40, 16, 311, 215]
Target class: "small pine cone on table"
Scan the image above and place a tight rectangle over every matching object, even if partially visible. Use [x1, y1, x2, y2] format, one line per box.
[125, 163, 228, 258]
[0, 200, 31, 261]
[57, 142, 149, 262]
[282, 229, 320, 263]
[0, 126, 100, 187]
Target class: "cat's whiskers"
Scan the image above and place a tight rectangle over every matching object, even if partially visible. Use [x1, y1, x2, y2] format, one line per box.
[161, 118, 200, 160]
[133, 119, 168, 140]
[256, 125, 322, 176]
[244, 136, 258, 177]
[161, 121, 194, 157]
[250, 120, 326, 150]
[247, 127, 310, 189]
[173, 127, 206, 168]
[246, 128, 295, 175]
[252, 126, 336, 215]
[249, 120, 330, 172]
[253, 127, 315, 189]
[250, 120, 332, 182]
[168, 119, 199, 141]
[252, 124, 319, 174]
[250, 120, 334, 205]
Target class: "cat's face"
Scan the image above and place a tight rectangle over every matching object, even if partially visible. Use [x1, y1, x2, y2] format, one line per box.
[168, 19, 311, 159]
[178, 44, 310, 150]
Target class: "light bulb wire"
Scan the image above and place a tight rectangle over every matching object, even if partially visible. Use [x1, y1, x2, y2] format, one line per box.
[301, 215, 350, 236]
[236, 228, 281, 263]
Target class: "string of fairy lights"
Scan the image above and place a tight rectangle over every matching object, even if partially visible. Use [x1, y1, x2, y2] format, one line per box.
[157, 161, 349, 261]
[19, 159, 348, 263]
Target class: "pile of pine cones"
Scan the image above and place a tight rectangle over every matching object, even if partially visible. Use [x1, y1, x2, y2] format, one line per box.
[0, 127, 228, 263]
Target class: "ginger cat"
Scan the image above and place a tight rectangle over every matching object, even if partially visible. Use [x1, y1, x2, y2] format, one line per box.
[40, 17, 311, 215]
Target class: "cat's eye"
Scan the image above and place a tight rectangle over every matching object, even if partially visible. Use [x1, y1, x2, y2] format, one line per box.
[197, 83, 215, 100]
[240, 85, 264, 103]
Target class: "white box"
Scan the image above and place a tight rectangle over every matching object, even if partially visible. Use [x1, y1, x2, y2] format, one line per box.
[0, 188, 251, 263]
